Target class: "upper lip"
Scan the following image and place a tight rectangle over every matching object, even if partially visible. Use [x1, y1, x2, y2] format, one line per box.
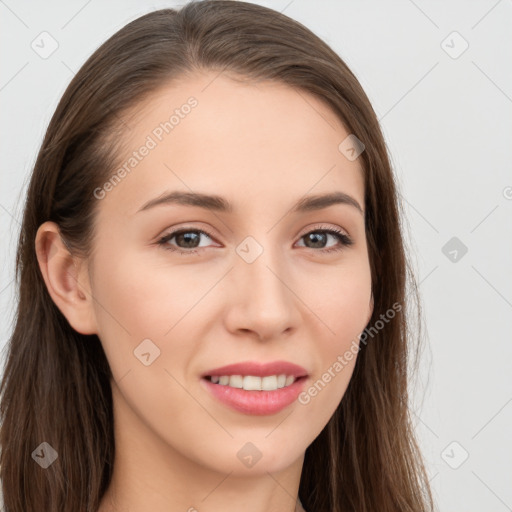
[201, 360, 308, 378]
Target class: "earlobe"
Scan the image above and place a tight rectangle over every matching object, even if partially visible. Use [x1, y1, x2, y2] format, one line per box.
[35, 221, 97, 335]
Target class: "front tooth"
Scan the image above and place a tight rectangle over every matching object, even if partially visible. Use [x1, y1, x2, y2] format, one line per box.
[243, 375, 262, 390]
[285, 375, 295, 386]
[276, 374, 287, 388]
[228, 375, 243, 388]
[261, 375, 278, 391]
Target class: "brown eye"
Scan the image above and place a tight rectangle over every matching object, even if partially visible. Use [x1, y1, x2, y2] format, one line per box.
[297, 228, 353, 253]
[157, 228, 215, 255]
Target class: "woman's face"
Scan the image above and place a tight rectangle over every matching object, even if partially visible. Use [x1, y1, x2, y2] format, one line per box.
[80, 71, 373, 475]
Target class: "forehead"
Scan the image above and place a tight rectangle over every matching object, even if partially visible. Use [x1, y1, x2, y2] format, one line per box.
[103, 71, 365, 216]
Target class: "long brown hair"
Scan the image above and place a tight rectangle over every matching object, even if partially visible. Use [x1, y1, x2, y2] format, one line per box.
[0, 1, 434, 510]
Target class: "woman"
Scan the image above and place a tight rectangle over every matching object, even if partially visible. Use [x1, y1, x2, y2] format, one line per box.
[0, 1, 435, 511]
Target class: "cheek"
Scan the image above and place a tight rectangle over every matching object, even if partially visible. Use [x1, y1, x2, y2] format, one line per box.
[88, 248, 208, 382]
[89, 252, 205, 432]
[298, 327, 362, 434]
[296, 260, 370, 417]
[91, 245, 210, 331]
[305, 257, 372, 341]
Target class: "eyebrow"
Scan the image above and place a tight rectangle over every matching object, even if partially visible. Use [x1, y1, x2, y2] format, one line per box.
[136, 190, 364, 216]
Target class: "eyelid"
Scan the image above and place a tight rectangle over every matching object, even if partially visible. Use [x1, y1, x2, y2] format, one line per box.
[297, 222, 351, 239]
[157, 222, 219, 242]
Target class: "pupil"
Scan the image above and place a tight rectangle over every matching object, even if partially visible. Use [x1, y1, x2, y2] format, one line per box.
[178, 232, 199, 248]
[306, 232, 326, 248]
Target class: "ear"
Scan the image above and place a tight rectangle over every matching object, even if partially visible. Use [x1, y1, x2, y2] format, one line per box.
[35, 221, 97, 335]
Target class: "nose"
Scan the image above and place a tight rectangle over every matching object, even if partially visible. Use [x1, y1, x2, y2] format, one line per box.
[223, 244, 301, 342]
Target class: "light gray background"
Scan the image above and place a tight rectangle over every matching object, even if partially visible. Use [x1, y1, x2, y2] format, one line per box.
[1, 1, 511, 511]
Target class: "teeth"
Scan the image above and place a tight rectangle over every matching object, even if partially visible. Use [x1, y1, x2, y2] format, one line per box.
[229, 375, 243, 388]
[208, 374, 298, 391]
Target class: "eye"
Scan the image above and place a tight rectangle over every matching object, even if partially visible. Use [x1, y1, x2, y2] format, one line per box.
[157, 228, 217, 256]
[157, 225, 353, 255]
[295, 226, 353, 253]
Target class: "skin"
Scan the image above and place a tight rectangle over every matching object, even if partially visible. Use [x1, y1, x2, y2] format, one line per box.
[35, 70, 373, 512]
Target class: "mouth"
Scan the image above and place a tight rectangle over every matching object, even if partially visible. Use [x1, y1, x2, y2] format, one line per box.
[200, 374, 309, 416]
[203, 374, 307, 391]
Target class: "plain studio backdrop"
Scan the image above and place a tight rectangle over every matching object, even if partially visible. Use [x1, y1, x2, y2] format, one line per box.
[0, 1, 511, 510]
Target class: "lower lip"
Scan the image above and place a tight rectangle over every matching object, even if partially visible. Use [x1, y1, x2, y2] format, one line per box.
[200, 376, 308, 415]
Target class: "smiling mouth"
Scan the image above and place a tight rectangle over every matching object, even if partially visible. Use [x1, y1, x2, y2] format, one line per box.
[203, 374, 306, 391]
[200, 374, 309, 415]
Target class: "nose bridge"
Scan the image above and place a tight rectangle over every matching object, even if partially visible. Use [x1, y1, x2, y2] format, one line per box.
[229, 233, 298, 338]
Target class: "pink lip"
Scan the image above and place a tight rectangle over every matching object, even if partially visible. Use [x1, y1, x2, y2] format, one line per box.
[201, 360, 308, 378]
[200, 376, 308, 415]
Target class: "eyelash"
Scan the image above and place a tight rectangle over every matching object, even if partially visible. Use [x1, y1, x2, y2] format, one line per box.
[156, 225, 353, 256]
